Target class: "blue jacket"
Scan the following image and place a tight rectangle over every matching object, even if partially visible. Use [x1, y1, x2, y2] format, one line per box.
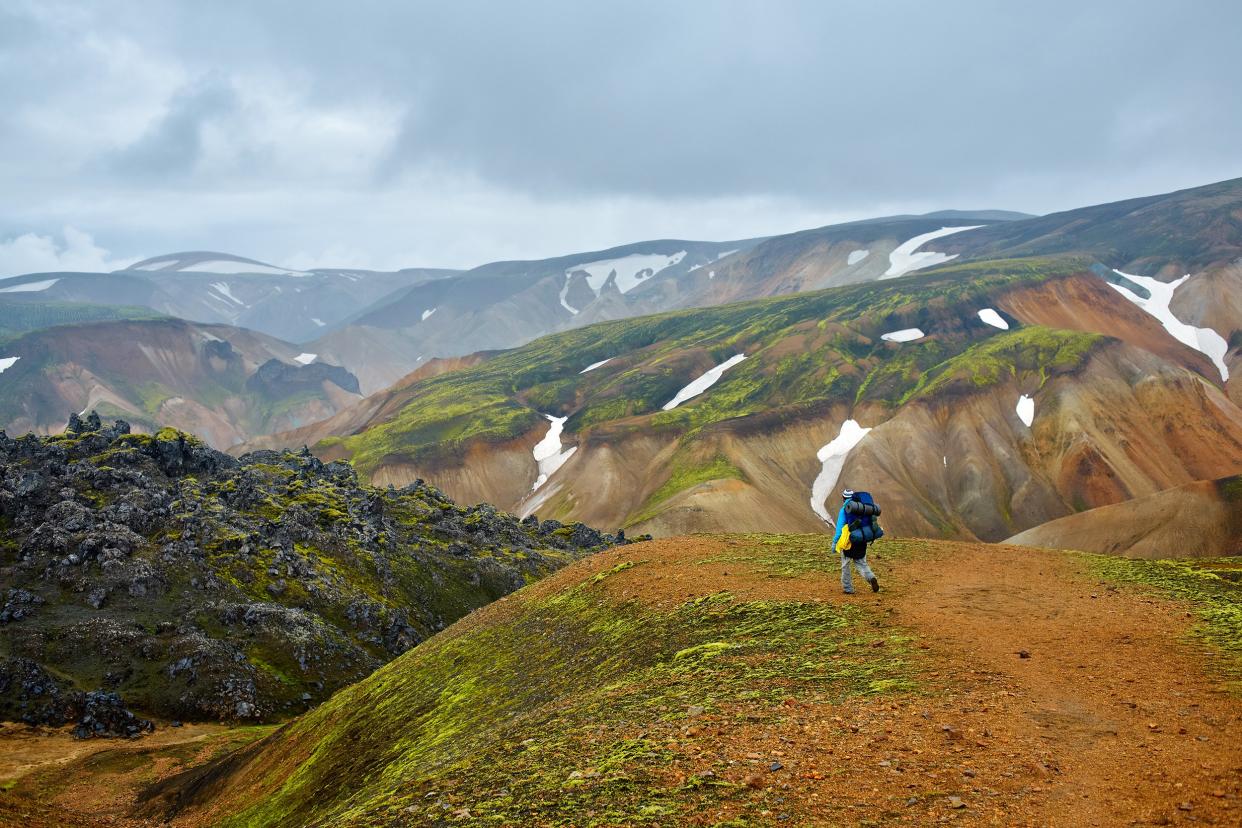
[834, 503, 849, 533]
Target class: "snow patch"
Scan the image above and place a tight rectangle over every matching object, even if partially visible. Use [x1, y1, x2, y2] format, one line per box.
[210, 282, 245, 306]
[662, 354, 747, 411]
[311, 317, 325, 327]
[708, 270, 715, 279]
[565, 251, 687, 295]
[715, 249, 738, 260]
[810, 419, 872, 524]
[882, 225, 983, 279]
[881, 328, 925, 343]
[0, 277, 59, 293]
[130, 257, 178, 271]
[143, 258, 309, 276]
[580, 358, 613, 374]
[559, 274, 579, 315]
[847, 249, 870, 265]
[531, 415, 577, 491]
[1016, 395, 1035, 427]
[1109, 270, 1230, 382]
[294, 353, 317, 365]
[0, 356, 19, 374]
[421, 307, 437, 321]
[977, 308, 1009, 330]
[520, 481, 561, 520]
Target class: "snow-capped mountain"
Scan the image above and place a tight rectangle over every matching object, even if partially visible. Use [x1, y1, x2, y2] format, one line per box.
[0, 252, 457, 345]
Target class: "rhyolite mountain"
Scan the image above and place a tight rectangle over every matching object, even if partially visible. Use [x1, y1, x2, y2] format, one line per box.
[0, 317, 366, 449]
[307, 214, 1030, 393]
[238, 178, 1242, 543]
[262, 253, 1242, 541]
[1007, 475, 1242, 558]
[0, 417, 624, 726]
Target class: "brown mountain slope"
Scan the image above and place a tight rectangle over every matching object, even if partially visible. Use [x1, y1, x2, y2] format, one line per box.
[0, 319, 362, 448]
[512, 340, 1242, 540]
[846, 344, 1242, 540]
[1006, 475, 1242, 558]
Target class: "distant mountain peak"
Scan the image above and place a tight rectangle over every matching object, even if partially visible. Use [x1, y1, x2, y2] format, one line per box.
[123, 251, 309, 276]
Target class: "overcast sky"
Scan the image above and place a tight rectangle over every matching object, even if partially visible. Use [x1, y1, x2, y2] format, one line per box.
[1, 0, 1239, 275]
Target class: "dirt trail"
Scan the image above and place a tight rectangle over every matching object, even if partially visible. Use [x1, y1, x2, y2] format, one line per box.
[885, 542, 1242, 826]
[587, 536, 1242, 826]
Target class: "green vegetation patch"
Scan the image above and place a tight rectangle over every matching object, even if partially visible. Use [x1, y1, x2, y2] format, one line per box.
[0, 301, 164, 344]
[217, 546, 915, 827]
[628, 455, 745, 527]
[904, 325, 1103, 402]
[1085, 555, 1242, 691]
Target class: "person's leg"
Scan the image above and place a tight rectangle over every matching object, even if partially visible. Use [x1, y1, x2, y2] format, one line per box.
[840, 554, 855, 594]
[854, 555, 880, 592]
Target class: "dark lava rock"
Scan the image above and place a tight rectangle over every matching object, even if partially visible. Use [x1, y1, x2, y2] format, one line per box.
[0, 413, 625, 725]
[72, 691, 155, 739]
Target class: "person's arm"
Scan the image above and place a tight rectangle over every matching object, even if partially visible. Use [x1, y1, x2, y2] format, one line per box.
[834, 505, 851, 552]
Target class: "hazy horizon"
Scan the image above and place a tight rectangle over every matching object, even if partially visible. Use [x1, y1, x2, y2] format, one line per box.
[2, 0, 1239, 276]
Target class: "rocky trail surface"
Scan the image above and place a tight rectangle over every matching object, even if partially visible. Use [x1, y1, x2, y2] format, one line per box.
[1, 535, 1238, 826]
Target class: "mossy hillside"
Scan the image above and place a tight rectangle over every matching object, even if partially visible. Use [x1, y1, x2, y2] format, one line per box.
[1086, 555, 1242, 691]
[627, 454, 746, 527]
[902, 326, 1105, 403]
[204, 535, 916, 827]
[0, 301, 164, 345]
[333, 256, 1091, 477]
[0, 422, 621, 723]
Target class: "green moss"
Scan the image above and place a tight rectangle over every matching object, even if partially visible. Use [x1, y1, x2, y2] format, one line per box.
[1085, 555, 1242, 691]
[0, 301, 164, 342]
[216, 536, 916, 827]
[903, 326, 1103, 403]
[629, 455, 745, 527]
[590, 560, 637, 584]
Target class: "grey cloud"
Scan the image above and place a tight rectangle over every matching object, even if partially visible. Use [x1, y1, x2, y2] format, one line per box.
[373, 1, 1242, 203]
[0, 0, 1240, 270]
[105, 75, 240, 178]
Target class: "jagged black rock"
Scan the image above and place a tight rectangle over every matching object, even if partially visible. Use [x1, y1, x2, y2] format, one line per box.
[0, 414, 626, 727]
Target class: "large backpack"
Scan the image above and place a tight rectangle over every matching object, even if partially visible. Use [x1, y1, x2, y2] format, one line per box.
[844, 491, 885, 546]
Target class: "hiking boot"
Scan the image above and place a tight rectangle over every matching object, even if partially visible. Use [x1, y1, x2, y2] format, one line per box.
[868, 576, 880, 593]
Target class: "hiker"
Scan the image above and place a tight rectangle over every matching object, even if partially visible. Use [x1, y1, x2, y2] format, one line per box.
[834, 488, 882, 594]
